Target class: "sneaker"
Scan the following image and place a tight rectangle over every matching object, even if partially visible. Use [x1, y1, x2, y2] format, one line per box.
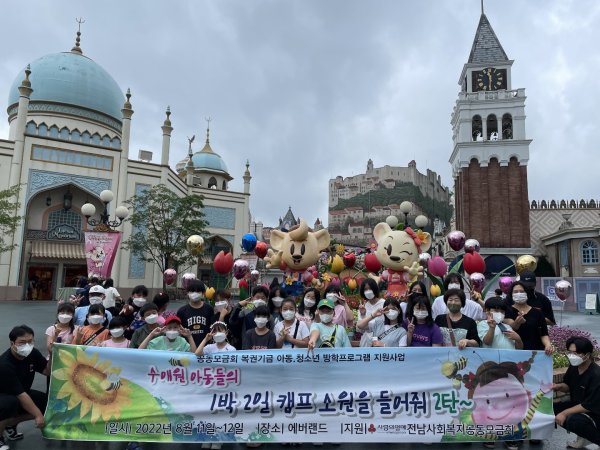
[211, 444, 222, 450]
[3, 426, 22, 441]
[483, 443, 495, 449]
[503, 441, 518, 450]
[0, 436, 9, 450]
[567, 436, 592, 449]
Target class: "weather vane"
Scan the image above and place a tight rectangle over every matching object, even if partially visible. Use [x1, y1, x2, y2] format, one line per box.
[205, 117, 212, 143]
[76, 17, 85, 32]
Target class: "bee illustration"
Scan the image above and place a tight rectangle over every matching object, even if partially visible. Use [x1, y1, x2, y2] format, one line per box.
[169, 356, 191, 367]
[100, 373, 122, 392]
[437, 351, 468, 388]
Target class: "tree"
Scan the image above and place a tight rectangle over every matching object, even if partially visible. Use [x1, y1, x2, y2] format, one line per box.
[535, 255, 556, 278]
[0, 185, 25, 254]
[121, 184, 208, 288]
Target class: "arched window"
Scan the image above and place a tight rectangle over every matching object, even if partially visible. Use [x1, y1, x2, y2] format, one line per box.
[71, 129, 81, 142]
[487, 114, 498, 140]
[92, 133, 101, 145]
[26, 121, 37, 135]
[60, 127, 70, 140]
[472, 115, 482, 141]
[46, 209, 83, 231]
[81, 131, 90, 143]
[502, 113, 513, 140]
[111, 138, 121, 149]
[38, 123, 48, 136]
[222, 180, 227, 190]
[208, 177, 218, 189]
[49, 126, 59, 138]
[581, 240, 599, 265]
[101, 135, 111, 147]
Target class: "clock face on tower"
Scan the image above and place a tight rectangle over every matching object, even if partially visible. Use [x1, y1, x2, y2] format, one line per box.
[473, 68, 507, 91]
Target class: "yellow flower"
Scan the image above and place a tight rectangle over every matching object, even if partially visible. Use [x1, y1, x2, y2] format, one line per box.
[285, 276, 294, 285]
[335, 244, 346, 255]
[205, 287, 215, 300]
[330, 255, 344, 274]
[417, 230, 428, 245]
[322, 273, 331, 282]
[430, 285, 441, 297]
[347, 278, 357, 290]
[52, 347, 133, 424]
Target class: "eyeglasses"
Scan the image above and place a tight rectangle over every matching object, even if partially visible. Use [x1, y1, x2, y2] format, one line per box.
[14, 339, 35, 346]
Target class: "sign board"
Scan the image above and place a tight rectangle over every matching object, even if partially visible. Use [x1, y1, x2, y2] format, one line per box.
[84, 231, 122, 279]
[240, 253, 258, 271]
[47, 224, 81, 241]
[585, 293, 600, 315]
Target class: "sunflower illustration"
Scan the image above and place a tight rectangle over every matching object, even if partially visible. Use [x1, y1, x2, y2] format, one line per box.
[52, 347, 133, 424]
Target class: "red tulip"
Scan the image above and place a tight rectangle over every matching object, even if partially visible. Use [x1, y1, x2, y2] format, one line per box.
[239, 279, 248, 290]
[464, 251, 485, 275]
[305, 273, 314, 283]
[428, 256, 447, 277]
[364, 254, 382, 273]
[213, 251, 234, 275]
[255, 242, 268, 259]
[343, 253, 356, 269]
[312, 270, 319, 279]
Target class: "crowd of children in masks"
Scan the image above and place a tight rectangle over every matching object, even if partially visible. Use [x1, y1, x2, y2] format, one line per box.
[38, 270, 559, 450]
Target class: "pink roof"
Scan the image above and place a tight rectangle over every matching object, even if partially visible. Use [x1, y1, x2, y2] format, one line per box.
[329, 210, 347, 215]
[346, 206, 363, 211]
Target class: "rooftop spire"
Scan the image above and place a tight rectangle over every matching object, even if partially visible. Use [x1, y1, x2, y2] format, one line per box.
[124, 88, 132, 109]
[205, 117, 212, 143]
[244, 159, 250, 176]
[21, 64, 32, 88]
[164, 106, 171, 126]
[468, 13, 508, 63]
[71, 18, 85, 55]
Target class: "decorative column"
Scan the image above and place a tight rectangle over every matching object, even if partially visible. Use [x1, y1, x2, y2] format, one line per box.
[243, 160, 251, 194]
[161, 107, 173, 185]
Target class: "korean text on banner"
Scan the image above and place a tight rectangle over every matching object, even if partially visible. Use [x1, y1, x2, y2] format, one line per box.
[84, 231, 122, 279]
[43, 345, 554, 443]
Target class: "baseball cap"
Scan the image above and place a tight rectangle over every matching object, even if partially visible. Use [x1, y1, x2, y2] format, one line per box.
[89, 285, 106, 295]
[164, 316, 181, 325]
[519, 271, 536, 287]
[317, 298, 335, 309]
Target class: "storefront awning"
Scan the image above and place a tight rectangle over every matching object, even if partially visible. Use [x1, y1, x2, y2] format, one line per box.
[30, 241, 86, 260]
[200, 255, 213, 265]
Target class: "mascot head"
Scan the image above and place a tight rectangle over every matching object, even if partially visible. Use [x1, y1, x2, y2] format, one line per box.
[373, 223, 431, 271]
[270, 218, 330, 271]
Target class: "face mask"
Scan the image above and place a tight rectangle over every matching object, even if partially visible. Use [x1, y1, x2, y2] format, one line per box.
[253, 299, 266, 308]
[385, 310, 399, 320]
[492, 312, 505, 324]
[448, 283, 461, 290]
[145, 314, 159, 324]
[567, 354, 586, 367]
[413, 310, 428, 320]
[214, 301, 228, 312]
[320, 313, 333, 324]
[304, 297, 316, 308]
[282, 310, 295, 321]
[110, 328, 125, 337]
[213, 332, 227, 343]
[57, 314, 72, 323]
[364, 290, 375, 300]
[165, 330, 179, 340]
[254, 318, 268, 328]
[133, 298, 146, 307]
[272, 297, 283, 307]
[89, 296, 103, 305]
[14, 343, 33, 357]
[447, 304, 462, 314]
[188, 292, 203, 302]
[88, 315, 104, 324]
[326, 293, 336, 301]
[512, 293, 528, 304]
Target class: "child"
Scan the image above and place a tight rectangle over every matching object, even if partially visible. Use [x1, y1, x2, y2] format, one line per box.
[211, 290, 233, 324]
[120, 285, 150, 336]
[139, 316, 197, 352]
[243, 305, 277, 350]
[152, 292, 174, 326]
[196, 322, 236, 355]
[46, 303, 79, 354]
[176, 281, 214, 347]
[323, 284, 354, 328]
[230, 286, 274, 348]
[275, 298, 310, 349]
[307, 298, 351, 351]
[478, 297, 523, 350]
[73, 285, 113, 326]
[101, 317, 131, 348]
[75, 304, 109, 346]
[357, 278, 385, 330]
[130, 303, 161, 349]
[296, 287, 319, 327]
[102, 278, 122, 317]
[402, 296, 443, 347]
[268, 286, 287, 324]
[356, 298, 407, 347]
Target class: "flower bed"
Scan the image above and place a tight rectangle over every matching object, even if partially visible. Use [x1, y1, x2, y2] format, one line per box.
[548, 325, 600, 369]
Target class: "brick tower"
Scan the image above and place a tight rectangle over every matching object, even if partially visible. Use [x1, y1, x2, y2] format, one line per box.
[450, 12, 532, 250]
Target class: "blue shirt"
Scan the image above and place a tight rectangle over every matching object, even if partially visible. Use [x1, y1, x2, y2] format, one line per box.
[74, 306, 112, 327]
[477, 321, 516, 349]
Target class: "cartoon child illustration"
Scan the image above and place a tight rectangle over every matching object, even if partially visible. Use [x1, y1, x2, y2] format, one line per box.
[86, 246, 106, 277]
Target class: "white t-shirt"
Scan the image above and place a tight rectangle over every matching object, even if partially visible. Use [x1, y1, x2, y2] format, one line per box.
[103, 287, 121, 309]
[274, 319, 310, 349]
[357, 298, 385, 330]
[295, 311, 314, 328]
[203, 343, 236, 354]
[431, 295, 485, 321]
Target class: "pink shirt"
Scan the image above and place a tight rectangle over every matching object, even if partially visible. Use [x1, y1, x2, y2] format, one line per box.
[333, 304, 354, 328]
[101, 339, 130, 348]
[45, 325, 79, 344]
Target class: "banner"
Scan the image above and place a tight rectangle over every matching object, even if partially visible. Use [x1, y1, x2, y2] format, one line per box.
[84, 231, 122, 279]
[43, 345, 554, 443]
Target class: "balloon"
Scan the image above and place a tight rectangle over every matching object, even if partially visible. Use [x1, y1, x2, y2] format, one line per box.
[470, 272, 486, 293]
[348, 278, 357, 290]
[186, 235, 204, 256]
[447, 231, 466, 252]
[205, 287, 215, 300]
[331, 277, 341, 287]
[364, 254, 382, 273]
[555, 280, 572, 301]
[430, 285, 441, 297]
[343, 253, 356, 269]
[386, 216, 399, 228]
[516, 255, 537, 274]
[418, 253, 431, 268]
[250, 270, 260, 283]
[213, 251, 234, 275]
[381, 270, 390, 282]
[239, 279, 248, 290]
[499, 276, 513, 295]
[464, 239, 480, 254]
[255, 242, 268, 259]
[464, 251, 485, 275]
[181, 273, 196, 290]
[163, 269, 176, 286]
[428, 256, 448, 277]
[233, 259, 249, 280]
[242, 233, 258, 253]
[331, 255, 344, 274]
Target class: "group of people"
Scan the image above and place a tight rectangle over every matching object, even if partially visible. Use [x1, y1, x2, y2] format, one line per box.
[0, 271, 598, 450]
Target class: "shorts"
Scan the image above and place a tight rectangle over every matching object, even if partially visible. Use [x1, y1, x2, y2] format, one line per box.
[14, 390, 48, 416]
[0, 394, 19, 421]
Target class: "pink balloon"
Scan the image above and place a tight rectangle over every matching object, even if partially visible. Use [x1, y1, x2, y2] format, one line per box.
[381, 270, 390, 282]
[181, 273, 196, 290]
[233, 259, 249, 280]
[470, 272, 486, 293]
[555, 280, 572, 301]
[428, 256, 448, 277]
[448, 231, 466, 252]
[163, 269, 177, 286]
[250, 269, 260, 283]
[499, 276, 513, 295]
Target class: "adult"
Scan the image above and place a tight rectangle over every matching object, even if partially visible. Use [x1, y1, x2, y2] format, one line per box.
[102, 278, 122, 317]
[504, 271, 555, 326]
[75, 276, 90, 307]
[0, 325, 52, 446]
[434, 289, 480, 349]
[356, 278, 384, 331]
[553, 337, 600, 447]
[431, 273, 485, 321]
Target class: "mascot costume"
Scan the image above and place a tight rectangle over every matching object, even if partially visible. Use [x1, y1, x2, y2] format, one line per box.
[265, 218, 330, 297]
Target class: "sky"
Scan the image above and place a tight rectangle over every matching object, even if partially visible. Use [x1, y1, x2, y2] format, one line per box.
[0, 0, 598, 228]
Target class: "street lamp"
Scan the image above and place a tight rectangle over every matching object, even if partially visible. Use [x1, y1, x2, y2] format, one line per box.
[415, 215, 428, 230]
[82, 190, 129, 232]
[400, 201, 412, 226]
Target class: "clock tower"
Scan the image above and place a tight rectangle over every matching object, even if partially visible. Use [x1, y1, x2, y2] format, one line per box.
[450, 12, 532, 251]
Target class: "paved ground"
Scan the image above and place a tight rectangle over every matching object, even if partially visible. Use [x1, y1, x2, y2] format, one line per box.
[1, 301, 599, 450]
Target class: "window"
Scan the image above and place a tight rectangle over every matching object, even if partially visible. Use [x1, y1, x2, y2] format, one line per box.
[32, 146, 113, 171]
[60, 127, 70, 140]
[92, 133, 101, 145]
[38, 124, 48, 136]
[81, 132, 90, 144]
[47, 209, 82, 231]
[112, 138, 120, 149]
[49, 126, 59, 138]
[102, 136, 111, 147]
[560, 242, 568, 266]
[26, 122, 37, 134]
[581, 240, 599, 265]
[71, 130, 80, 142]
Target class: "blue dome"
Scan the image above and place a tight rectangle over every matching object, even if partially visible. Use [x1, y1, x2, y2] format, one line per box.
[191, 150, 229, 174]
[8, 52, 124, 121]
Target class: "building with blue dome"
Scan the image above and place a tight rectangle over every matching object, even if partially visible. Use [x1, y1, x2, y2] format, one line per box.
[0, 29, 251, 301]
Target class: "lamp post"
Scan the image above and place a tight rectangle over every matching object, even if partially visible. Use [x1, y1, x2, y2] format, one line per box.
[81, 190, 129, 232]
[399, 201, 412, 227]
[415, 215, 428, 231]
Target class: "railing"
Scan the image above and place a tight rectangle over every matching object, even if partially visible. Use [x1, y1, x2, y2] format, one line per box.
[459, 89, 523, 101]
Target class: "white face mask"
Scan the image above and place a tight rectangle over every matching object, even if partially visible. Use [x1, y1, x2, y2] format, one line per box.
[213, 332, 227, 343]
[110, 328, 125, 337]
[364, 290, 375, 300]
[188, 292, 203, 302]
[214, 301, 228, 312]
[385, 310, 399, 320]
[165, 330, 179, 340]
[492, 312, 505, 324]
[320, 313, 333, 324]
[413, 310, 428, 320]
[14, 343, 34, 357]
[448, 283, 461, 290]
[304, 297, 316, 308]
[326, 293, 336, 301]
[57, 314, 72, 323]
[145, 314, 159, 324]
[567, 354, 586, 367]
[89, 296, 103, 305]
[88, 315, 104, 324]
[254, 318, 268, 328]
[133, 298, 146, 307]
[253, 299, 266, 308]
[512, 292, 528, 304]
[272, 297, 283, 307]
[282, 310, 295, 321]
